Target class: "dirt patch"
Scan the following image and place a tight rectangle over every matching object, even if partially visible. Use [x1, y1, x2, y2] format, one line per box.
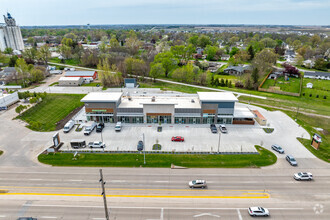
[55, 106, 83, 130]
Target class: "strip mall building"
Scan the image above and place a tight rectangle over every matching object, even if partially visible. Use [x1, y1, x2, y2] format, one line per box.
[81, 92, 255, 125]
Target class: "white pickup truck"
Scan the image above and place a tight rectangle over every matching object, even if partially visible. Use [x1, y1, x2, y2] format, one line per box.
[88, 141, 106, 148]
[84, 122, 97, 136]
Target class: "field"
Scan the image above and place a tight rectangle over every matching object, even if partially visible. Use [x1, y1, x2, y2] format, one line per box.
[301, 78, 330, 99]
[50, 57, 81, 66]
[261, 76, 301, 93]
[38, 146, 277, 168]
[18, 94, 85, 131]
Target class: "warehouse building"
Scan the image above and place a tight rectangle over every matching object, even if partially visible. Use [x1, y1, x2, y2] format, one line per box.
[64, 71, 98, 80]
[58, 77, 83, 86]
[81, 92, 255, 124]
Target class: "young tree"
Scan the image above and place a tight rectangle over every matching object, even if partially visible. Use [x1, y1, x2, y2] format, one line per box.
[251, 67, 259, 85]
[314, 58, 327, 71]
[15, 58, 30, 87]
[23, 48, 37, 64]
[188, 35, 199, 47]
[149, 63, 165, 82]
[4, 47, 13, 54]
[229, 47, 239, 57]
[198, 35, 211, 48]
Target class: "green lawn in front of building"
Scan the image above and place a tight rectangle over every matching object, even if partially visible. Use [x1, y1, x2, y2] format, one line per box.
[38, 146, 277, 168]
[18, 94, 85, 131]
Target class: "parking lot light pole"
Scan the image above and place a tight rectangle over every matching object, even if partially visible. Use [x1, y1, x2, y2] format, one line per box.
[100, 130, 103, 143]
[217, 132, 221, 154]
[99, 169, 109, 220]
[143, 133, 146, 165]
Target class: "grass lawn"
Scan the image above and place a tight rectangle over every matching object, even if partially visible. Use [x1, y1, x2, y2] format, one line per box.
[139, 81, 213, 94]
[38, 146, 276, 168]
[301, 78, 329, 99]
[296, 65, 329, 73]
[49, 82, 59, 86]
[50, 57, 81, 66]
[261, 76, 301, 93]
[81, 82, 102, 87]
[18, 94, 85, 131]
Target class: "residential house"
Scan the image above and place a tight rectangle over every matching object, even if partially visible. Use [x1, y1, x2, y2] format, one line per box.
[221, 54, 230, 61]
[304, 72, 330, 80]
[224, 65, 251, 76]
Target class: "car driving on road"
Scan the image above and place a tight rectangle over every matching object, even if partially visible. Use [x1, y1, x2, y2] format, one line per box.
[294, 172, 313, 181]
[286, 155, 298, 166]
[271, 144, 284, 154]
[219, 124, 227, 133]
[189, 180, 207, 188]
[248, 207, 270, 217]
[171, 136, 184, 142]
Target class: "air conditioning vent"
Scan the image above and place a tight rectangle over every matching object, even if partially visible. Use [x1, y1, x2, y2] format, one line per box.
[191, 99, 195, 103]
[151, 96, 155, 102]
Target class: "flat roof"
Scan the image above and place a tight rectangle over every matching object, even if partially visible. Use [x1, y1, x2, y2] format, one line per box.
[119, 95, 201, 109]
[197, 92, 238, 102]
[234, 107, 255, 118]
[65, 71, 96, 77]
[81, 92, 123, 103]
[59, 77, 82, 81]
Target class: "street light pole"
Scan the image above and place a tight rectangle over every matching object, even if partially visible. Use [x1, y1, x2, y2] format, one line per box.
[217, 131, 221, 154]
[143, 133, 146, 165]
[99, 169, 109, 220]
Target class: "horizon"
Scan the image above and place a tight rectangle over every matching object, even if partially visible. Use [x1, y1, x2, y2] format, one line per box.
[1, 0, 330, 26]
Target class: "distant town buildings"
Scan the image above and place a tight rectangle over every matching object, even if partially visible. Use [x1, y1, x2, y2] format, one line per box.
[0, 13, 24, 51]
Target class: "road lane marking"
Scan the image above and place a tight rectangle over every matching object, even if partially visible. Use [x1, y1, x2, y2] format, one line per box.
[154, 181, 169, 183]
[0, 215, 6, 218]
[237, 209, 243, 220]
[194, 213, 220, 218]
[40, 217, 57, 219]
[1, 192, 270, 199]
[21, 204, 305, 210]
[68, 179, 83, 182]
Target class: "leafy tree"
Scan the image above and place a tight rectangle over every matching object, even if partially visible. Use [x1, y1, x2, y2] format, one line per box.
[253, 49, 278, 74]
[229, 36, 239, 46]
[244, 75, 252, 90]
[15, 105, 27, 116]
[295, 55, 304, 66]
[205, 45, 218, 61]
[149, 63, 165, 82]
[282, 63, 300, 77]
[198, 35, 211, 48]
[27, 37, 34, 45]
[15, 58, 30, 87]
[61, 37, 74, 47]
[23, 48, 37, 64]
[59, 45, 72, 59]
[247, 45, 254, 60]
[229, 47, 239, 57]
[251, 67, 259, 85]
[37, 45, 51, 65]
[9, 55, 18, 67]
[171, 63, 195, 83]
[220, 78, 225, 87]
[310, 35, 321, 48]
[4, 47, 13, 54]
[153, 52, 178, 77]
[109, 37, 120, 49]
[292, 40, 302, 50]
[188, 35, 199, 47]
[260, 38, 276, 48]
[314, 58, 327, 71]
[97, 59, 123, 87]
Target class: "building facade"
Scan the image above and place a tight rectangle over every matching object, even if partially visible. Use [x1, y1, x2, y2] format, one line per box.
[0, 13, 24, 51]
[81, 92, 255, 125]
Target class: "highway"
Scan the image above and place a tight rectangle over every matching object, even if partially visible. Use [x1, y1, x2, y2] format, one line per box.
[0, 161, 329, 219]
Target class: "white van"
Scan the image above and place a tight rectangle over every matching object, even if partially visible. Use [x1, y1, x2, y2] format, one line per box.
[115, 122, 122, 132]
[63, 120, 75, 133]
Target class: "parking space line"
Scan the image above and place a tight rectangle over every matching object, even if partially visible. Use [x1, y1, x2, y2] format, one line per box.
[237, 209, 243, 220]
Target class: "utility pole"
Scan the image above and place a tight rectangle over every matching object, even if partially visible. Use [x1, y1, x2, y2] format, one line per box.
[99, 169, 109, 220]
[217, 131, 221, 154]
[295, 106, 300, 121]
[143, 133, 146, 165]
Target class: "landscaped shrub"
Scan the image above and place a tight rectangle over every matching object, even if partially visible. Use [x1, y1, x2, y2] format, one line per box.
[316, 95, 319, 98]
[324, 96, 327, 99]
[302, 93, 305, 96]
[309, 94, 312, 97]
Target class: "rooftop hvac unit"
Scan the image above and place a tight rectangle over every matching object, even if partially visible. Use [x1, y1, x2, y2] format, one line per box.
[191, 99, 195, 103]
[151, 96, 155, 102]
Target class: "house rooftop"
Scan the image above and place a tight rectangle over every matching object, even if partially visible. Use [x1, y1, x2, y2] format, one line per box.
[304, 71, 330, 77]
[59, 77, 82, 81]
[65, 71, 96, 77]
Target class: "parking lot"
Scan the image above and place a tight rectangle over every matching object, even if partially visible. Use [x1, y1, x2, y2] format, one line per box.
[59, 104, 315, 158]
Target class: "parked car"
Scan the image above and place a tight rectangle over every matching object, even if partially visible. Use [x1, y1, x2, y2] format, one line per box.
[248, 207, 270, 217]
[63, 120, 75, 133]
[189, 180, 207, 188]
[88, 141, 106, 148]
[84, 122, 97, 135]
[219, 124, 227, 133]
[286, 155, 298, 166]
[137, 140, 144, 151]
[96, 123, 104, 132]
[271, 144, 284, 154]
[70, 139, 86, 149]
[171, 136, 184, 142]
[115, 122, 122, 132]
[294, 172, 313, 181]
[210, 124, 217, 133]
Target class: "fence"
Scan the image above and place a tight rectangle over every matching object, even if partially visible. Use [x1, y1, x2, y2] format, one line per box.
[60, 150, 259, 155]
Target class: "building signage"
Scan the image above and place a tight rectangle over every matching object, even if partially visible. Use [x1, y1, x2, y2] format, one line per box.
[203, 113, 209, 117]
[92, 109, 106, 112]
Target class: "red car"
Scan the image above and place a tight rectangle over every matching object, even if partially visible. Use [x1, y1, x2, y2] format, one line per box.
[171, 136, 184, 142]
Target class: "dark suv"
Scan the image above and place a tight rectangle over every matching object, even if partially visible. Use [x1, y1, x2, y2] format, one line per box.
[210, 124, 217, 133]
[137, 140, 144, 151]
[96, 123, 104, 132]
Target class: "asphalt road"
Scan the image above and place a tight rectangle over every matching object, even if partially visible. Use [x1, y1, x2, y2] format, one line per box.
[0, 162, 329, 219]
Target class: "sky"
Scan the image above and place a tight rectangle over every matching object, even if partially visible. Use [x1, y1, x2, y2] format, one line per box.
[0, 0, 329, 26]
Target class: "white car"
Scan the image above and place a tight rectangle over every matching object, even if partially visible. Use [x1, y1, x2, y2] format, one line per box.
[219, 124, 227, 133]
[294, 172, 313, 181]
[248, 207, 269, 217]
[188, 180, 207, 188]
